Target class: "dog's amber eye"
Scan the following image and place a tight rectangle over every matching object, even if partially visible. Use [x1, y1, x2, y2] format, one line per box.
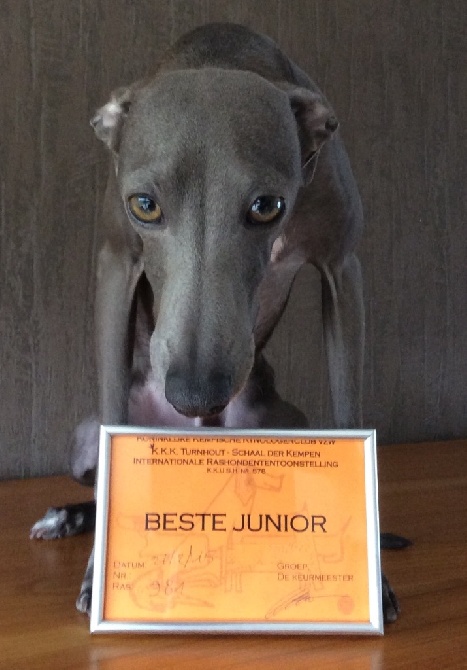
[247, 196, 285, 224]
[128, 194, 162, 224]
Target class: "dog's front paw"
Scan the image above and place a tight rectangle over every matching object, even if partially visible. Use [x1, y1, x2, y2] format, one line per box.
[76, 585, 93, 615]
[76, 547, 95, 616]
[382, 572, 400, 623]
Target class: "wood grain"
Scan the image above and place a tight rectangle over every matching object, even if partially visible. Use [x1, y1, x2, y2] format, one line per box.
[0, 0, 466, 477]
[1, 441, 466, 668]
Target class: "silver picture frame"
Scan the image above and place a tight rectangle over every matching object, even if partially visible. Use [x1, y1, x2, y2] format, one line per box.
[91, 427, 383, 635]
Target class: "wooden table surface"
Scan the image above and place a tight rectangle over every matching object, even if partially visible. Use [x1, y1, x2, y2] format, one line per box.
[1, 441, 466, 669]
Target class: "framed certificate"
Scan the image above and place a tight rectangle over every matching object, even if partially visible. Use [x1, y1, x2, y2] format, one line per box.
[91, 428, 383, 634]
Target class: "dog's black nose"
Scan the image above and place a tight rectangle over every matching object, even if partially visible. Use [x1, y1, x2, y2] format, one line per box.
[165, 367, 232, 418]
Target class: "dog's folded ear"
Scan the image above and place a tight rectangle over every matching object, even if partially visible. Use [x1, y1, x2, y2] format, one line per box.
[286, 87, 339, 184]
[90, 86, 133, 153]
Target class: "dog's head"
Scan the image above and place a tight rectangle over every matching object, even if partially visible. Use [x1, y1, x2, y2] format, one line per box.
[92, 69, 337, 418]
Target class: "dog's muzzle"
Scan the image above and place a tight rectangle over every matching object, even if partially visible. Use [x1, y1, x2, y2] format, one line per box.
[164, 366, 232, 417]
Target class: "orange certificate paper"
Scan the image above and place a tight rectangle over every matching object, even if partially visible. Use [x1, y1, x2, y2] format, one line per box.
[91, 428, 383, 634]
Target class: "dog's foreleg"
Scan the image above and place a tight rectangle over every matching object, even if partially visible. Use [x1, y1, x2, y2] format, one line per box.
[381, 572, 400, 623]
[76, 545, 95, 614]
[76, 241, 143, 614]
[95, 242, 143, 425]
[320, 258, 409, 622]
[320, 253, 364, 428]
[253, 255, 304, 349]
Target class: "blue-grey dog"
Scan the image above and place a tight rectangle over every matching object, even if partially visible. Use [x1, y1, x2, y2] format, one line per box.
[31, 24, 401, 622]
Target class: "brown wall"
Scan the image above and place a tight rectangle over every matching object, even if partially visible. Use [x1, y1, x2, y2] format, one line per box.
[1, 0, 466, 478]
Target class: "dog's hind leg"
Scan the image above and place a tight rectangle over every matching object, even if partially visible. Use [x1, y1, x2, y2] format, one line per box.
[30, 417, 99, 540]
[320, 253, 365, 428]
[30, 501, 96, 540]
